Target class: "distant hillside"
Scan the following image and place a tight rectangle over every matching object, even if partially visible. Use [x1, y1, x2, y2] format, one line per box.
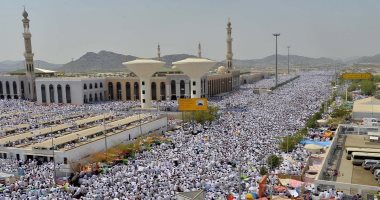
[218, 55, 339, 69]
[353, 54, 380, 64]
[0, 60, 62, 72]
[59, 51, 197, 73]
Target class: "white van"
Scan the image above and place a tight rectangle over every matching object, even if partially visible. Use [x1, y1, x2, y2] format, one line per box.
[363, 118, 379, 123]
[363, 160, 380, 169]
[374, 169, 380, 179]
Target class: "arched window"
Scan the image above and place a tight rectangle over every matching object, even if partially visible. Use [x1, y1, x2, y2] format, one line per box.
[89, 83, 93, 89]
[41, 84, 46, 103]
[170, 80, 176, 100]
[160, 82, 165, 100]
[116, 82, 122, 100]
[180, 80, 185, 98]
[6, 81, 10, 99]
[151, 82, 157, 100]
[66, 85, 71, 104]
[89, 94, 93, 102]
[83, 84, 87, 90]
[100, 92, 103, 101]
[126, 82, 131, 100]
[49, 84, 55, 103]
[134, 82, 139, 100]
[0, 82, 3, 99]
[100, 82, 103, 88]
[13, 81, 18, 99]
[108, 82, 114, 100]
[20, 81, 25, 99]
[95, 83, 98, 88]
[57, 84, 63, 103]
[84, 94, 87, 103]
[95, 93, 98, 101]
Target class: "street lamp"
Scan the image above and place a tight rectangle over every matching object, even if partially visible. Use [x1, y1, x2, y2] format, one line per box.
[50, 126, 57, 186]
[273, 33, 280, 87]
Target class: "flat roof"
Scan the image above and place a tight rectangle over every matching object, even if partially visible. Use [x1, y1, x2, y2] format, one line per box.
[31, 114, 150, 149]
[0, 114, 111, 145]
[345, 134, 380, 149]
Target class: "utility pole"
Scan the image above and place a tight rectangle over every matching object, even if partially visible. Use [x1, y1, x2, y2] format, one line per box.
[103, 113, 108, 162]
[51, 126, 56, 186]
[273, 33, 280, 87]
[287, 46, 290, 74]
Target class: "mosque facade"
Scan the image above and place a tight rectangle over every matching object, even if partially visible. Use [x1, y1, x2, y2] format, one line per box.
[0, 10, 266, 105]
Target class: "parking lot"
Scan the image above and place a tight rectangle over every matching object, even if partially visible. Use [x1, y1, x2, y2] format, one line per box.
[337, 151, 379, 186]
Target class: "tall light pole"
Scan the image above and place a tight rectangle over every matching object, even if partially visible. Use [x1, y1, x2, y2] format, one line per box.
[273, 33, 280, 87]
[51, 126, 56, 186]
[287, 46, 290, 74]
[103, 113, 108, 162]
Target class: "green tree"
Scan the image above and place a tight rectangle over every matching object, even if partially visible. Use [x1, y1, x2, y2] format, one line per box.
[330, 106, 350, 118]
[267, 154, 282, 169]
[360, 80, 376, 95]
[259, 166, 268, 176]
[187, 106, 219, 124]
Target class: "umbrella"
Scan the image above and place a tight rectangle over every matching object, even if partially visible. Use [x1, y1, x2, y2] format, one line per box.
[274, 186, 287, 192]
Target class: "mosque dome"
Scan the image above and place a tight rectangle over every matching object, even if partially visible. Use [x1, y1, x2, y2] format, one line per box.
[217, 66, 227, 74]
[22, 9, 28, 18]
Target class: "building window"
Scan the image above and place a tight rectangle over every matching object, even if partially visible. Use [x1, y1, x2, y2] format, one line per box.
[13, 81, 18, 99]
[116, 82, 122, 100]
[64, 157, 68, 164]
[89, 83, 93, 89]
[108, 82, 114, 100]
[160, 82, 165, 100]
[143, 99, 145, 103]
[142, 90, 145, 95]
[49, 84, 55, 103]
[151, 82, 157, 100]
[193, 90, 196, 95]
[83, 84, 87, 90]
[193, 81, 196, 86]
[100, 82, 103, 88]
[95, 83, 98, 88]
[66, 85, 71, 103]
[142, 81, 145, 86]
[57, 84, 63, 103]
[41, 84, 46, 103]
[126, 82, 131, 100]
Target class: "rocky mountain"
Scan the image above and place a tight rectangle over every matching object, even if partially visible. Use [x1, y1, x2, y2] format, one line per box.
[59, 50, 137, 73]
[0, 60, 62, 72]
[58, 51, 197, 73]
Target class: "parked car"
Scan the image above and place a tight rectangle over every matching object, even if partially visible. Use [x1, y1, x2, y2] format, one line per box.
[370, 164, 380, 173]
[374, 169, 380, 179]
[363, 160, 380, 170]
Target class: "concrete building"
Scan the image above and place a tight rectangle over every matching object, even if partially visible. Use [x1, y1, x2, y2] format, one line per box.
[352, 97, 380, 120]
[0, 10, 265, 105]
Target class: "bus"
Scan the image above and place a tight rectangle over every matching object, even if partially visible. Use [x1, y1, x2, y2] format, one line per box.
[345, 147, 380, 160]
[351, 152, 380, 165]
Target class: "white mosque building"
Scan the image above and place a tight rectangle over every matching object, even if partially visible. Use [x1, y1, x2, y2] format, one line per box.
[0, 10, 267, 106]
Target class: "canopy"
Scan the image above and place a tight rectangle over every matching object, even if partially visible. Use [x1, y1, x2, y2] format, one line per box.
[300, 139, 331, 147]
[279, 179, 304, 188]
[304, 144, 323, 150]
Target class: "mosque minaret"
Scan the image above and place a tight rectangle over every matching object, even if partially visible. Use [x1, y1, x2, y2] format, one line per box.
[226, 19, 233, 71]
[22, 8, 36, 100]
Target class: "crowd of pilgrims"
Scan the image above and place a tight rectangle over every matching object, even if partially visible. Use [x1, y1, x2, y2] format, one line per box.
[0, 71, 338, 199]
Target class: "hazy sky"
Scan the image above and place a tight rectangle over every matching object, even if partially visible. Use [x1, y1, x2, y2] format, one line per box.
[1, 0, 380, 63]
